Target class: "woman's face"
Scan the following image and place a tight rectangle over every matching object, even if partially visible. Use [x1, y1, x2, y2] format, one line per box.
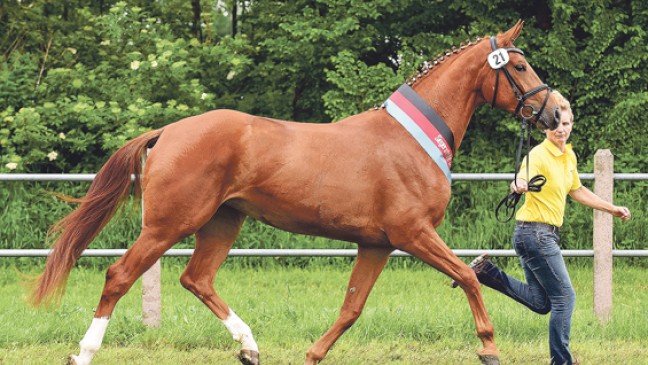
[545, 109, 573, 148]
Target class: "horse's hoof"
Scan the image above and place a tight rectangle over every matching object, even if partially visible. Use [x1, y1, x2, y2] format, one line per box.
[67, 355, 79, 365]
[238, 349, 260, 365]
[478, 354, 500, 365]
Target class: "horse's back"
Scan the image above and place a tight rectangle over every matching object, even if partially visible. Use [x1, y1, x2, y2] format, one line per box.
[143, 108, 449, 244]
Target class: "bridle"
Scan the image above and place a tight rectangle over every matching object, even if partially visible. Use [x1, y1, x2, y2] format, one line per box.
[489, 37, 551, 124]
[488, 36, 552, 223]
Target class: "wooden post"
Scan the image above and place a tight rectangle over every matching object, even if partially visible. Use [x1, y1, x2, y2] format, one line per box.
[142, 150, 161, 327]
[593, 149, 613, 323]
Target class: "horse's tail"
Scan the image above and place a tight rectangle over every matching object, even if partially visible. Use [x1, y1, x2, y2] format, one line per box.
[29, 128, 164, 307]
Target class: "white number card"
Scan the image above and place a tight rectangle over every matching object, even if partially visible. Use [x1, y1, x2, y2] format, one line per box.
[488, 48, 510, 69]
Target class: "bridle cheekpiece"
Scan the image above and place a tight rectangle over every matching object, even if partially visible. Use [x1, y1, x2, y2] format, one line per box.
[489, 37, 551, 124]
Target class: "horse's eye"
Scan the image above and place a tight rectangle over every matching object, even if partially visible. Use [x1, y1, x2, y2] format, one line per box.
[515, 64, 526, 72]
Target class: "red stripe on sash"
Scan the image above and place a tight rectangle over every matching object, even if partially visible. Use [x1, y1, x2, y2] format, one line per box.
[389, 91, 454, 167]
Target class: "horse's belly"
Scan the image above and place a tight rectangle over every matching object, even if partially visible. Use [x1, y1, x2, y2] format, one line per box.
[224, 197, 389, 245]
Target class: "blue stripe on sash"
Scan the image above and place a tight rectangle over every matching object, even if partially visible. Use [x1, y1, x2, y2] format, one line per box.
[384, 99, 452, 183]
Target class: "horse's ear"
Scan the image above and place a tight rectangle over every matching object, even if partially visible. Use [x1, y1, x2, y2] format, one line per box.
[501, 19, 524, 45]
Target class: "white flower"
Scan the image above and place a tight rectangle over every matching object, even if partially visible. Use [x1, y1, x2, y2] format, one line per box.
[58, 132, 66, 139]
[201, 93, 208, 100]
[151, 60, 158, 68]
[5, 162, 17, 170]
[47, 151, 58, 161]
[130, 60, 140, 70]
[226, 70, 236, 80]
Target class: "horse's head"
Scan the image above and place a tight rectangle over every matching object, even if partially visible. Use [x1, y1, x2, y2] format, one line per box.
[481, 20, 561, 131]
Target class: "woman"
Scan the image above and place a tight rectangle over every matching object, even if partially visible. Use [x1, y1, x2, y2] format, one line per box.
[468, 91, 631, 365]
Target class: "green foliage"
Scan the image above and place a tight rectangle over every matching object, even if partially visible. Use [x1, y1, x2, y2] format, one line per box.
[1, 1, 219, 171]
[0, 1, 646, 259]
[1, 0, 645, 173]
[533, 0, 648, 172]
[323, 50, 403, 120]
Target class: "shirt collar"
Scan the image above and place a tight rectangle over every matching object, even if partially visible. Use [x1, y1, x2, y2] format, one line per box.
[542, 139, 572, 157]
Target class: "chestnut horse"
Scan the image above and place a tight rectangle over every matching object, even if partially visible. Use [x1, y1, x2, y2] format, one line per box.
[31, 21, 560, 365]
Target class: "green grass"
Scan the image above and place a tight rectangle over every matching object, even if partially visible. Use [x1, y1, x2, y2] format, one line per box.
[1, 262, 647, 364]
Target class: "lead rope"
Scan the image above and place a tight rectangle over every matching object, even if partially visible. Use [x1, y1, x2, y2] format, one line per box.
[495, 118, 546, 223]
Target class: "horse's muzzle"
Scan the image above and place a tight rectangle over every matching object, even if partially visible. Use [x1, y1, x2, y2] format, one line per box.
[535, 107, 560, 131]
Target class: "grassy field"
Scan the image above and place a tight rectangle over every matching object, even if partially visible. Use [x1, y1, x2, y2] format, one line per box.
[1, 261, 646, 364]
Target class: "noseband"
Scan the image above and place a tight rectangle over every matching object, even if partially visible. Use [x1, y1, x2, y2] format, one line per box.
[489, 37, 551, 122]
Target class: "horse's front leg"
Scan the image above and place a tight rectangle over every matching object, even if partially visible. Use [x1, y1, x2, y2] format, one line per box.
[392, 224, 500, 365]
[305, 246, 392, 365]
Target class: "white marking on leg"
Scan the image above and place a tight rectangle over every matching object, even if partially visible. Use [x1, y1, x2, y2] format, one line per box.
[221, 308, 259, 352]
[69, 317, 110, 365]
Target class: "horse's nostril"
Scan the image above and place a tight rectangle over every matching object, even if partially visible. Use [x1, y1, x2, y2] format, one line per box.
[551, 108, 561, 130]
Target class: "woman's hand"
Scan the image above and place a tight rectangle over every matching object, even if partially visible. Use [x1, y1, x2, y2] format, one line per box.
[510, 178, 528, 194]
[611, 206, 632, 221]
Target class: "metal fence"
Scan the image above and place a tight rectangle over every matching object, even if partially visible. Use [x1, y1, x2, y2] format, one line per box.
[1, 170, 646, 259]
[2, 248, 648, 257]
[1, 152, 646, 324]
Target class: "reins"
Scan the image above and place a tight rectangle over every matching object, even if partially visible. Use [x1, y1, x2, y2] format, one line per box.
[495, 118, 546, 223]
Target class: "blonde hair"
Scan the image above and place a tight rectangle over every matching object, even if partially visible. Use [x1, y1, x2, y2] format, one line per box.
[551, 90, 573, 122]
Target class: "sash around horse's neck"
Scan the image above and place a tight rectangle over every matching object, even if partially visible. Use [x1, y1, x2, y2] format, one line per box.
[384, 84, 455, 183]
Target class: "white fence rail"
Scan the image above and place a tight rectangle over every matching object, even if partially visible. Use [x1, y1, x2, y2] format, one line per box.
[1, 150, 646, 325]
[2, 248, 647, 257]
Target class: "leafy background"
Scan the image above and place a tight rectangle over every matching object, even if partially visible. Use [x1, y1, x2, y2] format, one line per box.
[1, 0, 646, 259]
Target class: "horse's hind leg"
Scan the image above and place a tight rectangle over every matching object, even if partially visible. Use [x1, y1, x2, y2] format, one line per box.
[69, 176, 227, 365]
[179, 206, 259, 365]
[305, 246, 392, 365]
[394, 225, 500, 365]
[69, 227, 186, 365]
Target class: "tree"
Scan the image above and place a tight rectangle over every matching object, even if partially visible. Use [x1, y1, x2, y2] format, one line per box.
[1, 0, 645, 173]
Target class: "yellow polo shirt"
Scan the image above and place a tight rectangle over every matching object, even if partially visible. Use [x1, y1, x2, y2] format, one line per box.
[515, 139, 582, 227]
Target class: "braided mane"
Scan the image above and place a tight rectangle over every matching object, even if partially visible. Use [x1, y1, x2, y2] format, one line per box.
[405, 36, 490, 86]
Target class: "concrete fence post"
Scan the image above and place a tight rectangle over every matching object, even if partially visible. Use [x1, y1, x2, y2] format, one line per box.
[142, 150, 161, 327]
[593, 149, 613, 323]
[142, 259, 162, 327]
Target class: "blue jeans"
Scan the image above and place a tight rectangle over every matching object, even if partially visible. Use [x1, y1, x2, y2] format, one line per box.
[476, 222, 576, 365]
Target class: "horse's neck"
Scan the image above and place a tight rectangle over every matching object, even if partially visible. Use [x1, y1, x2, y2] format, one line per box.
[410, 52, 488, 151]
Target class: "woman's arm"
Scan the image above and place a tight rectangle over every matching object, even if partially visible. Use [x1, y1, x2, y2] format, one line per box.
[569, 186, 632, 221]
